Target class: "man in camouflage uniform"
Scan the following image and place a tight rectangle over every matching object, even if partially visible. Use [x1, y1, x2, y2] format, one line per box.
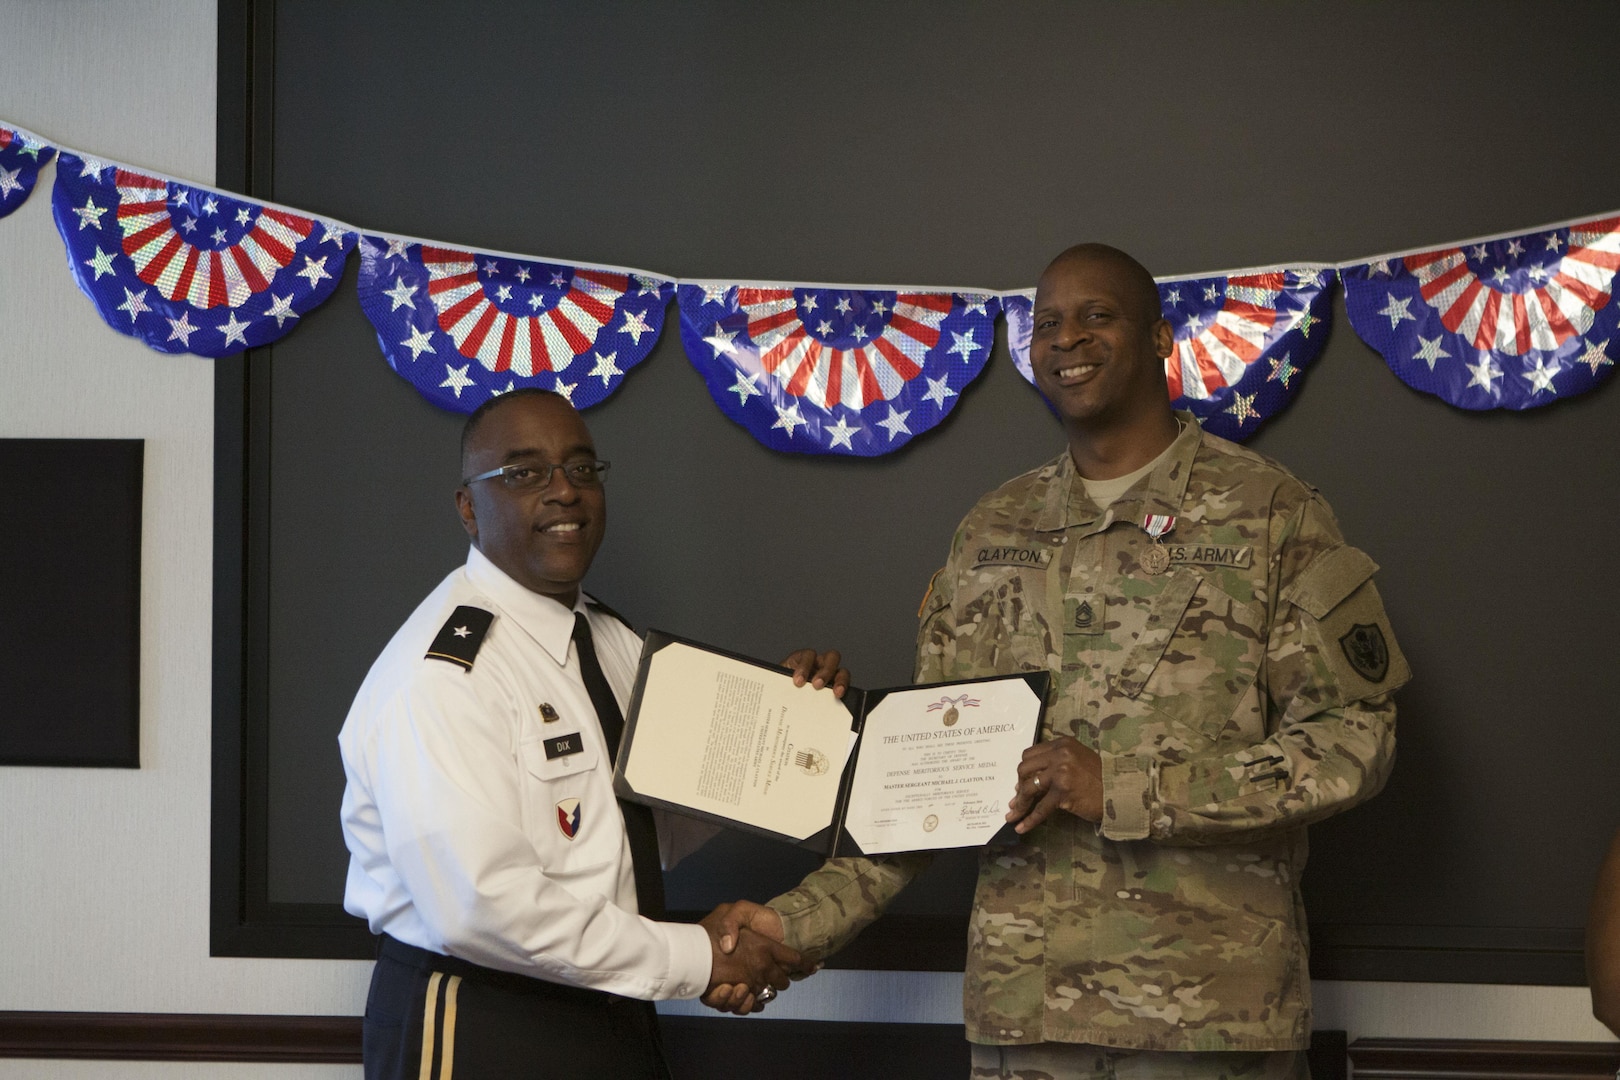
[713, 244, 1408, 1078]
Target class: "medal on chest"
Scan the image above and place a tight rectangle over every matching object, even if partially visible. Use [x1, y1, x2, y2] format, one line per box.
[1140, 514, 1175, 575]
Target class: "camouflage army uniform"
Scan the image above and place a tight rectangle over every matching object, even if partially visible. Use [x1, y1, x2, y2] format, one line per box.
[769, 414, 1407, 1052]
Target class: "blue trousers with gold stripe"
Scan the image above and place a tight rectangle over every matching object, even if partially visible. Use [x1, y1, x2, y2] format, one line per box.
[365, 935, 672, 1080]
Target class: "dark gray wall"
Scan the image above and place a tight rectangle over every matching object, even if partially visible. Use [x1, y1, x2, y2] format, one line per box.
[254, 0, 1620, 975]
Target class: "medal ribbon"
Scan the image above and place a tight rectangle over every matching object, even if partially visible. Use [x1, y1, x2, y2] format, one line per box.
[1142, 514, 1176, 540]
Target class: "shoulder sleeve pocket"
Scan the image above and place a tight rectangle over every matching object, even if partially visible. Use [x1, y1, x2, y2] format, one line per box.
[1281, 544, 1378, 619]
[1282, 544, 1411, 697]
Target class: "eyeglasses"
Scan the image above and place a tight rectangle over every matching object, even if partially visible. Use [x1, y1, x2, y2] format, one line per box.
[462, 459, 611, 491]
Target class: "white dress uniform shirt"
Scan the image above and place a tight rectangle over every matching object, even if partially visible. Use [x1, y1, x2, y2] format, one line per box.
[339, 545, 712, 1000]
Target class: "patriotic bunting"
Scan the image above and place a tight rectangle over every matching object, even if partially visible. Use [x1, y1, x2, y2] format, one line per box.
[0, 126, 54, 219]
[357, 236, 672, 413]
[1341, 214, 1620, 410]
[52, 152, 355, 357]
[9, 118, 1620, 441]
[1002, 264, 1333, 441]
[677, 282, 998, 455]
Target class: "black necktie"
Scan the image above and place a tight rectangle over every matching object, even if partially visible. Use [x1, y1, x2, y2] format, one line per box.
[572, 612, 666, 919]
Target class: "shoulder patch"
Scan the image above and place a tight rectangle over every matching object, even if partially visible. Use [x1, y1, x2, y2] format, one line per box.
[918, 568, 944, 618]
[584, 593, 636, 634]
[425, 606, 495, 670]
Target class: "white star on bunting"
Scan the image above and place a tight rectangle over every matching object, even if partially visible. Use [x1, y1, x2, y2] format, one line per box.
[297, 256, 332, 287]
[877, 406, 911, 441]
[947, 329, 980, 360]
[1413, 335, 1451, 370]
[1465, 356, 1502, 392]
[729, 372, 761, 404]
[1225, 391, 1260, 426]
[1521, 356, 1559, 396]
[117, 287, 150, 322]
[73, 196, 106, 230]
[1377, 293, 1416, 329]
[218, 312, 252, 348]
[704, 323, 739, 357]
[386, 276, 422, 313]
[825, 415, 858, 449]
[84, 247, 116, 280]
[265, 294, 298, 327]
[922, 374, 955, 408]
[588, 350, 622, 386]
[772, 403, 807, 437]
[1576, 338, 1613, 375]
[440, 364, 475, 398]
[400, 326, 436, 361]
[619, 309, 652, 345]
[166, 312, 198, 346]
[0, 166, 21, 199]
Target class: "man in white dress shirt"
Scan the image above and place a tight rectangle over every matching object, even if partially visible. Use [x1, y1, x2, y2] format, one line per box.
[340, 388, 836, 1079]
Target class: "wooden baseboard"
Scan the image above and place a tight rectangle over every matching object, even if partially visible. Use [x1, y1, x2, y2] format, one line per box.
[1349, 1038, 1620, 1080]
[0, 1011, 360, 1062]
[0, 1010, 1612, 1080]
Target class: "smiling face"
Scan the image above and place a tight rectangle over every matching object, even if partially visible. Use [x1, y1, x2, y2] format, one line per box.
[1029, 248, 1175, 431]
[454, 394, 606, 607]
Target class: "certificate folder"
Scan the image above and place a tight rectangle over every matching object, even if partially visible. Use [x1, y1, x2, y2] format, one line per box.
[613, 630, 1050, 858]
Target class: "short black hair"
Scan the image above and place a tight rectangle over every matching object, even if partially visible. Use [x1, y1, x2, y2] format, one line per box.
[459, 387, 566, 469]
[1045, 243, 1163, 323]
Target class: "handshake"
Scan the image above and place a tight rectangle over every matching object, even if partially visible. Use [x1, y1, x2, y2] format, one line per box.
[698, 899, 815, 1015]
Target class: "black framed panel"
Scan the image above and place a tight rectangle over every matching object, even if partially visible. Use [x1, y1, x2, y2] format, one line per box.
[211, 0, 1620, 984]
[0, 439, 142, 769]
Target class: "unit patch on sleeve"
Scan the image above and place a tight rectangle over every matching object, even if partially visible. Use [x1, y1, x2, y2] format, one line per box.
[1339, 623, 1390, 683]
[425, 605, 495, 670]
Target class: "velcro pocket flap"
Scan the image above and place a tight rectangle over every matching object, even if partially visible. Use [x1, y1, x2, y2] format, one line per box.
[1281, 544, 1378, 619]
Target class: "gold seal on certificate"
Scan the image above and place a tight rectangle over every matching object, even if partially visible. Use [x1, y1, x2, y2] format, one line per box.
[613, 631, 1049, 856]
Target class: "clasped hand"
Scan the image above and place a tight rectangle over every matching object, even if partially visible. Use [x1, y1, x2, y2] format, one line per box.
[699, 901, 814, 1015]
[1005, 735, 1104, 832]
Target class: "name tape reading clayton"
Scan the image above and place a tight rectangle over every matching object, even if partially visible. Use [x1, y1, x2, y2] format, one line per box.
[972, 545, 1250, 569]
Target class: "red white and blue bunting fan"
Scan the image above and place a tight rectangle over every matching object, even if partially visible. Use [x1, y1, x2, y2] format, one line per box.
[0, 125, 54, 218]
[357, 235, 673, 413]
[52, 152, 355, 356]
[1341, 214, 1620, 410]
[1001, 264, 1333, 441]
[677, 281, 999, 455]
